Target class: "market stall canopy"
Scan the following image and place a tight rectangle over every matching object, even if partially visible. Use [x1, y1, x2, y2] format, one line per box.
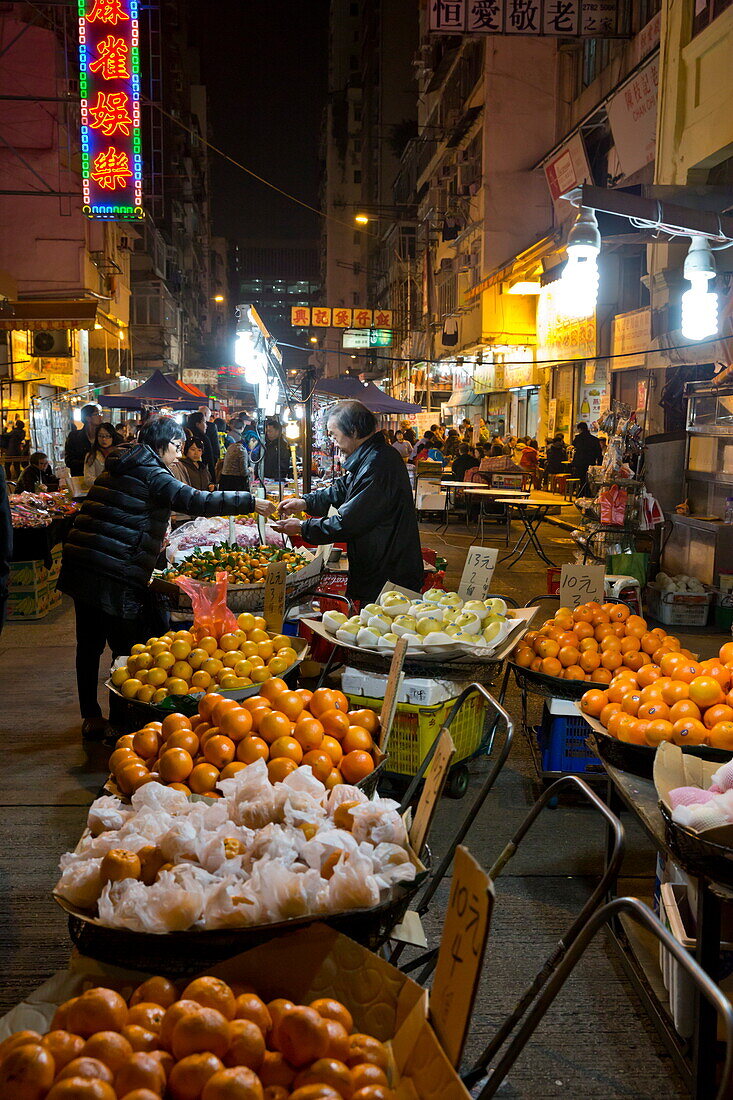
[315, 376, 420, 414]
[0, 299, 99, 331]
[445, 387, 483, 407]
[103, 369, 199, 409]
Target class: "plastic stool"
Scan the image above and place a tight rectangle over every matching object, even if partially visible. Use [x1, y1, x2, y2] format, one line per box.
[605, 574, 642, 615]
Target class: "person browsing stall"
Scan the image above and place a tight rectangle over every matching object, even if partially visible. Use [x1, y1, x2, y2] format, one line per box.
[83, 423, 123, 488]
[273, 399, 423, 603]
[64, 404, 102, 476]
[170, 435, 213, 491]
[15, 452, 59, 493]
[59, 415, 275, 741]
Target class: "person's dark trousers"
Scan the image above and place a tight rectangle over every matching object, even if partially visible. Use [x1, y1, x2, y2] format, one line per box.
[73, 599, 140, 720]
[73, 598, 168, 721]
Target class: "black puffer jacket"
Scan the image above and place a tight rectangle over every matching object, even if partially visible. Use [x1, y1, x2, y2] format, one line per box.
[59, 443, 255, 618]
[302, 432, 424, 603]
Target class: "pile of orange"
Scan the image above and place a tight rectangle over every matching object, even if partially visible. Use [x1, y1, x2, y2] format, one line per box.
[0, 973, 395, 1100]
[513, 601, 686, 684]
[581, 639, 733, 750]
[110, 685, 381, 798]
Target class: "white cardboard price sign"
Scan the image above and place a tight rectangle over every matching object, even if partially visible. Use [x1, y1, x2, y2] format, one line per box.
[458, 546, 498, 600]
[559, 563, 605, 609]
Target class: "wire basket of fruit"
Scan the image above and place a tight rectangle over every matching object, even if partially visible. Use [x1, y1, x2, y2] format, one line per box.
[156, 544, 322, 612]
[107, 616, 308, 714]
[576, 637, 733, 779]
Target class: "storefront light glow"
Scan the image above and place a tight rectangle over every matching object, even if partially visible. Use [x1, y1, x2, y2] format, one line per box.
[78, 0, 144, 221]
[285, 420, 300, 441]
[681, 236, 718, 341]
[558, 207, 600, 320]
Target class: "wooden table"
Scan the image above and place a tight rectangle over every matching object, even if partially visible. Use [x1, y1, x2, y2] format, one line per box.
[493, 497, 571, 566]
[600, 755, 733, 1098]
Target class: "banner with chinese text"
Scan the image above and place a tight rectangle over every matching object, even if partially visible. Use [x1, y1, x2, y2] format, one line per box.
[78, 0, 143, 220]
[290, 307, 393, 329]
[429, 0, 623, 37]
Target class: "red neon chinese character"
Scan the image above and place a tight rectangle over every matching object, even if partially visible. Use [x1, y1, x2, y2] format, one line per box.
[89, 35, 130, 80]
[88, 91, 133, 136]
[353, 309, 372, 327]
[291, 307, 310, 325]
[374, 310, 391, 327]
[91, 146, 133, 190]
[86, 0, 129, 24]
[333, 308, 351, 327]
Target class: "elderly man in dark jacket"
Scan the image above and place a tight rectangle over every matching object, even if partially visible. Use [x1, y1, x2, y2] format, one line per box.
[59, 414, 275, 739]
[274, 400, 423, 603]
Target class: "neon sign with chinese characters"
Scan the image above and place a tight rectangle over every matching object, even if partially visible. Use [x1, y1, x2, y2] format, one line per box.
[78, 0, 143, 220]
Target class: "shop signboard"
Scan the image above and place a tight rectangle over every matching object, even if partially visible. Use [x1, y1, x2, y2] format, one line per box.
[290, 307, 392, 329]
[544, 133, 592, 204]
[78, 0, 144, 221]
[606, 56, 659, 179]
[473, 360, 495, 394]
[547, 398, 557, 436]
[182, 368, 215, 385]
[342, 328, 393, 349]
[536, 282, 597, 362]
[503, 359, 537, 388]
[217, 364, 245, 379]
[611, 307, 651, 371]
[429, 0, 622, 36]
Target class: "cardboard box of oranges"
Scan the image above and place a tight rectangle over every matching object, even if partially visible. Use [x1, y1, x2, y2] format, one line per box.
[0, 924, 471, 1100]
[107, 614, 309, 712]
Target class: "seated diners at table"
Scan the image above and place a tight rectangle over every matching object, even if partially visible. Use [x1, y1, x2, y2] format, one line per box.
[519, 438, 540, 485]
[450, 443, 479, 482]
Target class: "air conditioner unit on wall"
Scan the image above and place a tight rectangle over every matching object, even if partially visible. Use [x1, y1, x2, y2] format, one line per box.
[30, 330, 71, 357]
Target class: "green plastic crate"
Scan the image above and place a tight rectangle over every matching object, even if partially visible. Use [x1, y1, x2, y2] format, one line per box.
[346, 691, 489, 777]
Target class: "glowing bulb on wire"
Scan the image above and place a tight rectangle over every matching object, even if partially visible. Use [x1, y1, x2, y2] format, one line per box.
[558, 207, 600, 319]
[681, 236, 718, 341]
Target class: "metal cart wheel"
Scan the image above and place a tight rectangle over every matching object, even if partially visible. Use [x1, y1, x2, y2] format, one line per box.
[445, 763, 470, 799]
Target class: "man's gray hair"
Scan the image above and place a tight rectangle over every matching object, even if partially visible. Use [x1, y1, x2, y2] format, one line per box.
[327, 400, 377, 439]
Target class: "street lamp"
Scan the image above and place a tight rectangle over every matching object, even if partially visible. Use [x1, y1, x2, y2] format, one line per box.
[681, 236, 718, 341]
[355, 213, 370, 225]
[213, 294, 224, 303]
[309, 336, 318, 344]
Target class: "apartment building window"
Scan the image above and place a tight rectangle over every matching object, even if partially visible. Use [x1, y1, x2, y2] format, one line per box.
[636, 0, 661, 29]
[580, 37, 612, 90]
[354, 170, 361, 182]
[437, 273, 456, 319]
[693, 0, 733, 36]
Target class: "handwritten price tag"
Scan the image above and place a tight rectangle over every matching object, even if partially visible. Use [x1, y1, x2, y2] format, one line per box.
[263, 562, 287, 633]
[430, 846, 493, 1066]
[458, 545, 498, 600]
[559, 563, 605, 609]
[409, 729, 455, 855]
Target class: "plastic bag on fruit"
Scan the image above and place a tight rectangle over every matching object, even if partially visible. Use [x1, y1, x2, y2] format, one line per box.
[174, 570, 238, 641]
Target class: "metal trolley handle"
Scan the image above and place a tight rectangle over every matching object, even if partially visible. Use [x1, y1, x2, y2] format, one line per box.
[468, 896, 733, 1100]
[400, 683, 514, 919]
[464, 774, 624, 1082]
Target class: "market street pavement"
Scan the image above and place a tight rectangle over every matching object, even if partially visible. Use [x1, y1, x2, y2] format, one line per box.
[0, 517, 717, 1097]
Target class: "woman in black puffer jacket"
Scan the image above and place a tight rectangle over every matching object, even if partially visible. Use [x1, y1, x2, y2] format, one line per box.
[59, 415, 275, 740]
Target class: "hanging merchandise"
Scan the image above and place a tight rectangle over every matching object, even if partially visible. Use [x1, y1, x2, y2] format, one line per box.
[441, 319, 459, 346]
[599, 485, 628, 526]
[640, 490, 664, 530]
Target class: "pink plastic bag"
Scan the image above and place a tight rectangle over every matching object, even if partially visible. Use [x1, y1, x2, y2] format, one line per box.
[175, 571, 238, 641]
[599, 486, 628, 526]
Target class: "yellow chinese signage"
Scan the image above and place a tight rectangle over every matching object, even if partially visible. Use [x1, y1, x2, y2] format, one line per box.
[536, 283, 596, 363]
[611, 307, 650, 370]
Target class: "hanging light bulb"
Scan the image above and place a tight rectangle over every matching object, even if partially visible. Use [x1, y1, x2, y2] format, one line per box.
[681, 236, 718, 341]
[558, 207, 601, 319]
[285, 420, 300, 441]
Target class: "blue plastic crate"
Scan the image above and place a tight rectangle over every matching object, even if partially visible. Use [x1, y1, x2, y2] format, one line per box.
[537, 704, 598, 775]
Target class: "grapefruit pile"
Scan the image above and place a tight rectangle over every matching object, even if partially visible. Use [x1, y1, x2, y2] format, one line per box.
[0, 974, 395, 1100]
[513, 601, 688, 684]
[110, 615, 300, 705]
[581, 640, 733, 750]
[109, 685, 380, 797]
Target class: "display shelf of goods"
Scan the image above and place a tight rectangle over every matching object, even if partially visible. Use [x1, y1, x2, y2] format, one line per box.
[0, 925, 469, 1100]
[106, 686, 385, 798]
[108, 618, 307, 712]
[576, 639, 733, 778]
